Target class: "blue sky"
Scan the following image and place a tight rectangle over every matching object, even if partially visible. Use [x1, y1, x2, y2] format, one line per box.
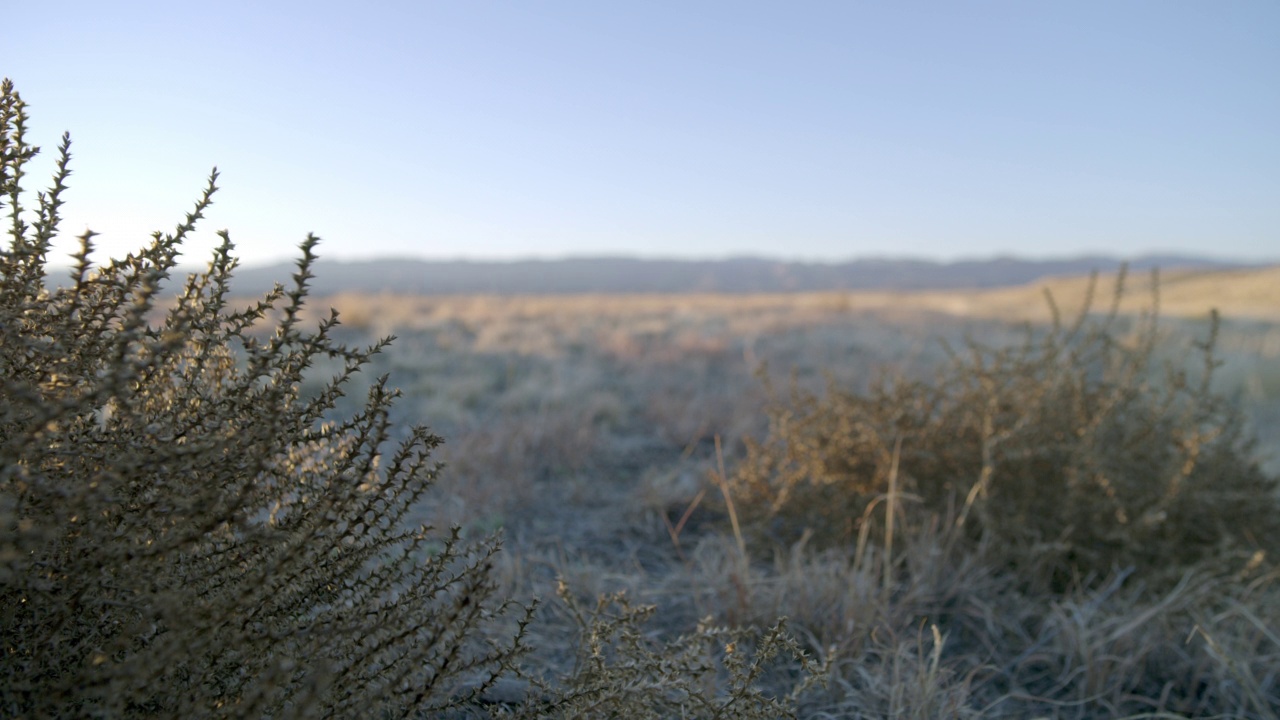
[5, 2, 1278, 267]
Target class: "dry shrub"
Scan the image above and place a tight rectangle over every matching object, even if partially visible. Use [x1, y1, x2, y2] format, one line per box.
[0, 79, 529, 717]
[503, 581, 829, 719]
[728, 269, 1279, 585]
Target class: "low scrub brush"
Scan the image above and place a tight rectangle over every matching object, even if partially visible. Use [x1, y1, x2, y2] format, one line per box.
[728, 268, 1279, 586]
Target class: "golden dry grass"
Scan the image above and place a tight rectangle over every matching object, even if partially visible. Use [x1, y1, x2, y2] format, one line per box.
[286, 268, 1280, 717]
[314, 263, 1280, 340]
[930, 265, 1280, 322]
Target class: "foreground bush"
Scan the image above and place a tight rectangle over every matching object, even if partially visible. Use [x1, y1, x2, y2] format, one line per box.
[0, 78, 533, 717]
[728, 270, 1279, 585]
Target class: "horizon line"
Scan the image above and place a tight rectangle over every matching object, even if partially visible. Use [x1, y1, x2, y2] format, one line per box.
[227, 250, 1280, 270]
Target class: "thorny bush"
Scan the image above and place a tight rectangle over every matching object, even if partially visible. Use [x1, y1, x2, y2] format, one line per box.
[0, 77, 531, 718]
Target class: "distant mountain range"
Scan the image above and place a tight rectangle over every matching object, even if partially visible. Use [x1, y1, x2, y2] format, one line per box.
[217, 254, 1269, 296]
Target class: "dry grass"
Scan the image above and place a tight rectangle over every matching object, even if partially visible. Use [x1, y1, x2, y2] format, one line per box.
[280, 267, 1280, 717]
[314, 261, 1280, 340]
[956, 265, 1280, 323]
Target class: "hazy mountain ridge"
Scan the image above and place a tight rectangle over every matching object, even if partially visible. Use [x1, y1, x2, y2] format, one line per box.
[222, 254, 1267, 296]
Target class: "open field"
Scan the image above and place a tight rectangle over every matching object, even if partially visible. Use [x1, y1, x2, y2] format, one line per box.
[310, 266, 1280, 478]
[277, 269, 1280, 716]
[920, 265, 1280, 322]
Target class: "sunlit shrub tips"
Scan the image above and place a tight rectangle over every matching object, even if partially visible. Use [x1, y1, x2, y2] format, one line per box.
[0, 78, 530, 718]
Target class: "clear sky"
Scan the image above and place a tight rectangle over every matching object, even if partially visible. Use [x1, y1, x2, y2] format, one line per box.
[5, 2, 1278, 267]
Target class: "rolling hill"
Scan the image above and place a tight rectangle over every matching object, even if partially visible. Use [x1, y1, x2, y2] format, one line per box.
[222, 254, 1266, 296]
